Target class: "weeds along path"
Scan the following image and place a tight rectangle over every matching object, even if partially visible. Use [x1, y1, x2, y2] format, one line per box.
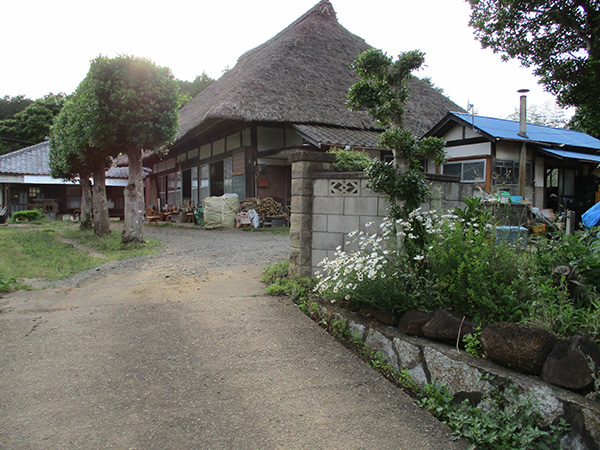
[0, 226, 464, 450]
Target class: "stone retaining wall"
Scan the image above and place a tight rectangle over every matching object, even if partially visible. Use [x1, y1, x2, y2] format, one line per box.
[323, 306, 600, 450]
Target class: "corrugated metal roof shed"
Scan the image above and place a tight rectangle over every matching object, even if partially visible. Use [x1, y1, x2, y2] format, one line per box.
[450, 112, 600, 150]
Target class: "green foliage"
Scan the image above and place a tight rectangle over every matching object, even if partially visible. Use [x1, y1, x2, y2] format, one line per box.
[12, 209, 45, 222]
[426, 220, 526, 324]
[463, 326, 484, 358]
[418, 382, 569, 449]
[524, 281, 600, 342]
[365, 161, 434, 220]
[468, 0, 600, 137]
[328, 147, 371, 172]
[262, 260, 315, 302]
[261, 260, 289, 285]
[347, 48, 446, 218]
[83, 55, 180, 155]
[175, 72, 214, 106]
[265, 277, 316, 302]
[316, 199, 600, 342]
[0, 94, 33, 121]
[0, 93, 67, 154]
[0, 274, 18, 293]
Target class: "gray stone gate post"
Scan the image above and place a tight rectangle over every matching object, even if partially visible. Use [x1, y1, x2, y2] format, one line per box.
[288, 150, 335, 278]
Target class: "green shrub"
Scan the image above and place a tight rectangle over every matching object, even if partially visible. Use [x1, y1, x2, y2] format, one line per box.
[426, 219, 528, 323]
[261, 260, 289, 285]
[12, 209, 45, 222]
[265, 276, 315, 302]
[315, 199, 600, 343]
[329, 147, 372, 172]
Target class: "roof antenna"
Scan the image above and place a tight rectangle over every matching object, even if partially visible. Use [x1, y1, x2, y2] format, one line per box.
[467, 101, 475, 128]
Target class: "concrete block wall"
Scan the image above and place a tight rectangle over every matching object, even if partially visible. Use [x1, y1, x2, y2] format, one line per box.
[311, 174, 390, 276]
[287, 149, 474, 277]
[309, 172, 474, 276]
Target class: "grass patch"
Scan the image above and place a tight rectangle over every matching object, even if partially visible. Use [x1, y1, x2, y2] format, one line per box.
[59, 228, 160, 259]
[0, 224, 160, 292]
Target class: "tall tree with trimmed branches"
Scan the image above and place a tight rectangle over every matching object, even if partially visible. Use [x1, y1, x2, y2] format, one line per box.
[83, 55, 179, 244]
[347, 49, 446, 219]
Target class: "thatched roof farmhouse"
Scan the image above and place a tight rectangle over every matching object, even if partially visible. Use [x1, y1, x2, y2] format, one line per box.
[146, 0, 462, 211]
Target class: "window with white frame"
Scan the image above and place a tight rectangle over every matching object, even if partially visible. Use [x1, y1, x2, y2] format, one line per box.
[443, 160, 486, 182]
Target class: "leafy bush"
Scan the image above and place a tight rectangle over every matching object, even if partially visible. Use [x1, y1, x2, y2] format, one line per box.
[12, 209, 44, 222]
[315, 200, 600, 342]
[262, 260, 315, 302]
[261, 260, 289, 285]
[418, 382, 568, 449]
[425, 215, 528, 323]
[328, 147, 372, 172]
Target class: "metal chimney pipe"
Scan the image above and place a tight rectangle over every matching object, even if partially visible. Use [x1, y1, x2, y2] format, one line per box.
[517, 89, 529, 197]
[517, 89, 529, 137]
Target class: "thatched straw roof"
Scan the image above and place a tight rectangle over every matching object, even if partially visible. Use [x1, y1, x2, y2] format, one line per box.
[177, 0, 462, 144]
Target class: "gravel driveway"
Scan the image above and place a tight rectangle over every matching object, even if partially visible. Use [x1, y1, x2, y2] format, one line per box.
[0, 226, 463, 450]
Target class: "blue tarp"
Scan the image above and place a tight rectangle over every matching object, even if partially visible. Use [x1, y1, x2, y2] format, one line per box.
[582, 202, 600, 228]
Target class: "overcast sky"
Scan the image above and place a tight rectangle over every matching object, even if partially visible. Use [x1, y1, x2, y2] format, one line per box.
[2, 0, 565, 119]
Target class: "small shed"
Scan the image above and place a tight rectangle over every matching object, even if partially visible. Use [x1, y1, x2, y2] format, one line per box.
[0, 141, 130, 218]
[426, 112, 600, 217]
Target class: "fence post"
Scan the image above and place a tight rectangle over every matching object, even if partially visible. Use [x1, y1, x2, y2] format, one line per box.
[288, 150, 335, 278]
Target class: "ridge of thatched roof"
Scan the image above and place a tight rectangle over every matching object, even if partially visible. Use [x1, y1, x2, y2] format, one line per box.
[177, 0, 463, 144]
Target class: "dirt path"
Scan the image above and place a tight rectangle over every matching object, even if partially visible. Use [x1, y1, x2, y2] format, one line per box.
[0, 227, 464, 450]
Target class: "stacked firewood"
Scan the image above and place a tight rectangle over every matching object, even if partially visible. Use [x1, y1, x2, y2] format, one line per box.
[239, 197, 260, 212]
[255, 197, 283, 220]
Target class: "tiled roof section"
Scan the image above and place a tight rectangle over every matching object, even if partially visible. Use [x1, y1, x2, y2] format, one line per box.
[451, 112, 600, 150]
[0, 141, 131, 178]
[0, 141, 50, 175]
[293, 124, 382, 149]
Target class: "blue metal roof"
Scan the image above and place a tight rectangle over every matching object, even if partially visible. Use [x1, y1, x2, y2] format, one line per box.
[451, 112, 600, 151]
[539, 147, 600, 163]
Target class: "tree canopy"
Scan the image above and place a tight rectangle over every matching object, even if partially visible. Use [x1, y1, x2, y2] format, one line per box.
[468, 0, 600, 136]
[83, 55, 180, 155]
[0, 95, 33, 121]
[0, 94, 67, 154]
[176, 72, 214, 106]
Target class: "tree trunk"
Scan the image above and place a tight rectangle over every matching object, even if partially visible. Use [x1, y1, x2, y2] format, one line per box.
[92, 169, 111, 236]
[121, 147, 145, 244]
[79, 174, 93, 230]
